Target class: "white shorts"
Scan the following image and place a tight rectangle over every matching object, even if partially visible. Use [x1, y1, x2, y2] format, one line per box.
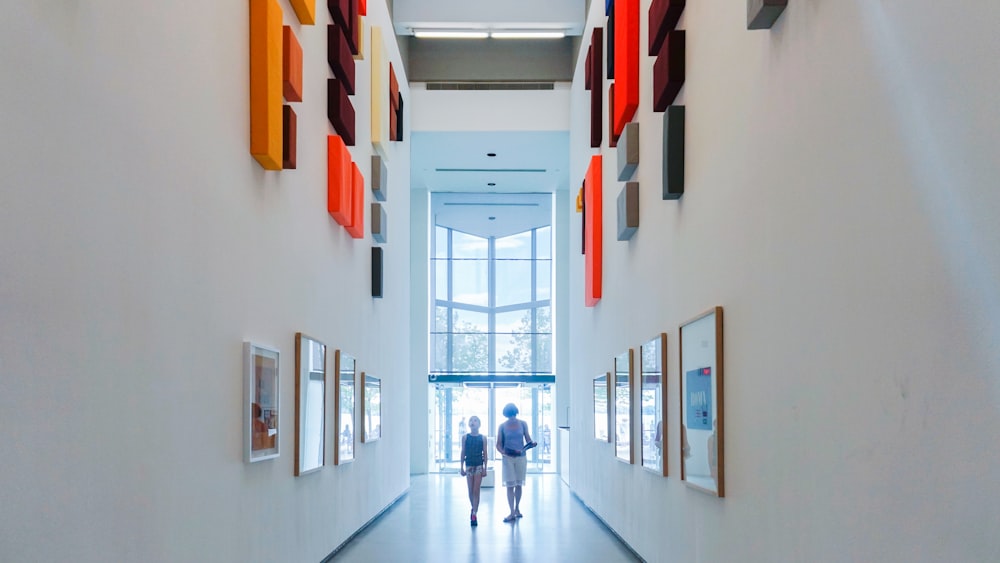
[502, 454, 527, 487]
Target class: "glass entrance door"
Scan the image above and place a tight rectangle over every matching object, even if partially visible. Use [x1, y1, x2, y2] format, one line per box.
[430, 382, 554, 473]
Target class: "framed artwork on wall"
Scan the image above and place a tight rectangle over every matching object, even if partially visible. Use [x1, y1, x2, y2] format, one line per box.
[594, 373, 611, 442]
[679, 307, 724, 496]
[334, 350, 356, 464]
[640, 333, 667, 476]
[244, 342, 280, 463]
[614, 349, 635, 463]
[294, 333, 326, 476]
[361, 372, 381, 442]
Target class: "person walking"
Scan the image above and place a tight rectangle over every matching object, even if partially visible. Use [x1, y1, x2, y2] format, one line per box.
[459, 416, 488, 526]
[496, 403, 536, 523]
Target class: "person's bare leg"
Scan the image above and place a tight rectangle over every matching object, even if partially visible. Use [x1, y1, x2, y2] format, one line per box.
[466, 473, 475, 509]
[471, 472, 482, 514]
[505, 486, 516, 520]
[514, 485, 523, 516]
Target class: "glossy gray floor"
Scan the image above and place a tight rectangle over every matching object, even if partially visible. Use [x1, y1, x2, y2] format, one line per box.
[328, 474, 640, 562]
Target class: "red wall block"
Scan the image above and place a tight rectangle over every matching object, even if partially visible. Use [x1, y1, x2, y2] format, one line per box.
[327, 135, 353, 227]
[652, 30, 685, 111]
[584, 155, 603, 307]
[283, 105, 297, 169]
[613, 0, 638, 136]
[345, 161, 365, 239]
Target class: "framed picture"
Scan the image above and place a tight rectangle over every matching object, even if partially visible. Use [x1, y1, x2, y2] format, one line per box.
[334, 350, 356, 465]
[679, 307, 724, 496]
[294, 333, 326, 476]
[614, 348, 635, 463]
[244, 342, 280, 463]
[640, 333, 667, 476]
[361, 372, 381, 442]
[594, 373, 611, 442]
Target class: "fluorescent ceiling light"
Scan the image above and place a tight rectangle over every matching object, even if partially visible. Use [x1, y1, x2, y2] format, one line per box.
[491, 31, 566, 39]
[413, 30, 489, 39]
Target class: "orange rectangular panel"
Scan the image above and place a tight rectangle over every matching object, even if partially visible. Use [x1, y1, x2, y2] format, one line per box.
[584, 155, 603, 307]
[327, 135, 353, 227]
[250, 0, 283, 170]
[283, 26, 303, 102]
[358, 0, 367, 16]
[288, 0, 316, 25]
[613, 0, 639, 136]
[346, 161, 365, 239]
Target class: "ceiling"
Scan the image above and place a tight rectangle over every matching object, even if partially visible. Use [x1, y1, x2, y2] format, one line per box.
[391, 0, 586, 37]
[431, 192, 553, 239]
[411, 131, 570, 193]
[398, 2, 579, 238]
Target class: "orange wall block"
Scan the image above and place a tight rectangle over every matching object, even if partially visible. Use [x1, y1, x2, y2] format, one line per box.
[346, 162, 365, 239]
[288, 0, 316, 25]
[584, 155, 603, 307]
[250, 0, 283, 170]
[327, 135, 353, 227]
[283, 26, 303, 102]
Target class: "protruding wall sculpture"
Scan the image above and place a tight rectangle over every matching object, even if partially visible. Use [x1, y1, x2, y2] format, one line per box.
[584, 156, 603, 307]
[617, 182, 639, 241]
[249, 0, 283, 170]
[617, 122, 639, 180]
[748, 0, 787, 30]
[662, 106, 685, 200]
[612, 0, 638, 136]
[652, 30, 685, 111]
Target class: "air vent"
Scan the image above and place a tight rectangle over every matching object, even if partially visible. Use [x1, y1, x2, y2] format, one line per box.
[426, 82, 555, 91]
[436, 168, 546, 173]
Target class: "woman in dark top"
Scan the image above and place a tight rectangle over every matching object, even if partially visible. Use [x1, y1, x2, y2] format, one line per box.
[459, 415, 488, 526]
[496, 403, 536, 523]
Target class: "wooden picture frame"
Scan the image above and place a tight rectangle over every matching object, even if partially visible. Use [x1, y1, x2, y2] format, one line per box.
[361, 372, 381, 442]
[244, 342, 280, 463]
[334, 350, 356, 464]
[640, 333, 668, 476]
[294, 333, 326, 476]
[614, 349, 635, 463]
[594, 373, 611, 442]
[679, 307, 724, 496]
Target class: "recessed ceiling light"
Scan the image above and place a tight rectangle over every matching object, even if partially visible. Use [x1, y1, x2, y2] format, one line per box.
[487, 153, 497, 157]
[488, 216, 496, 221]
[487, 182, 496, 186]
[491, 31, 566, 39]
[414, 30, 489, 39]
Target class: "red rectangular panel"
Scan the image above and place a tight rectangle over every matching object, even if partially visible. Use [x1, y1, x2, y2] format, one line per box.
[609, 83, 620, 148]
[389, 95, 398, 141]
[389, 63, 399, 110]
[328, 23, 356, 95]
[283, 26, 303, 102]
[327, 77, 356, 145]
[590, 27, 603, 148]
[648, 0, 685, 56]
[358, 0, 367, 16]
[613, 0, 639, 136]
[283, 105, 297, 169]
[584, 155, 603, 307]
[346, 161, 365, 239]
[327, 135, 353, 226]
[653, 30, 685, 111]
[328, 0, 350, 29]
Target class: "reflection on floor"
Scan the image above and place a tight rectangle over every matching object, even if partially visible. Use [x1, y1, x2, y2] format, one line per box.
[327, 473, 641, 562]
